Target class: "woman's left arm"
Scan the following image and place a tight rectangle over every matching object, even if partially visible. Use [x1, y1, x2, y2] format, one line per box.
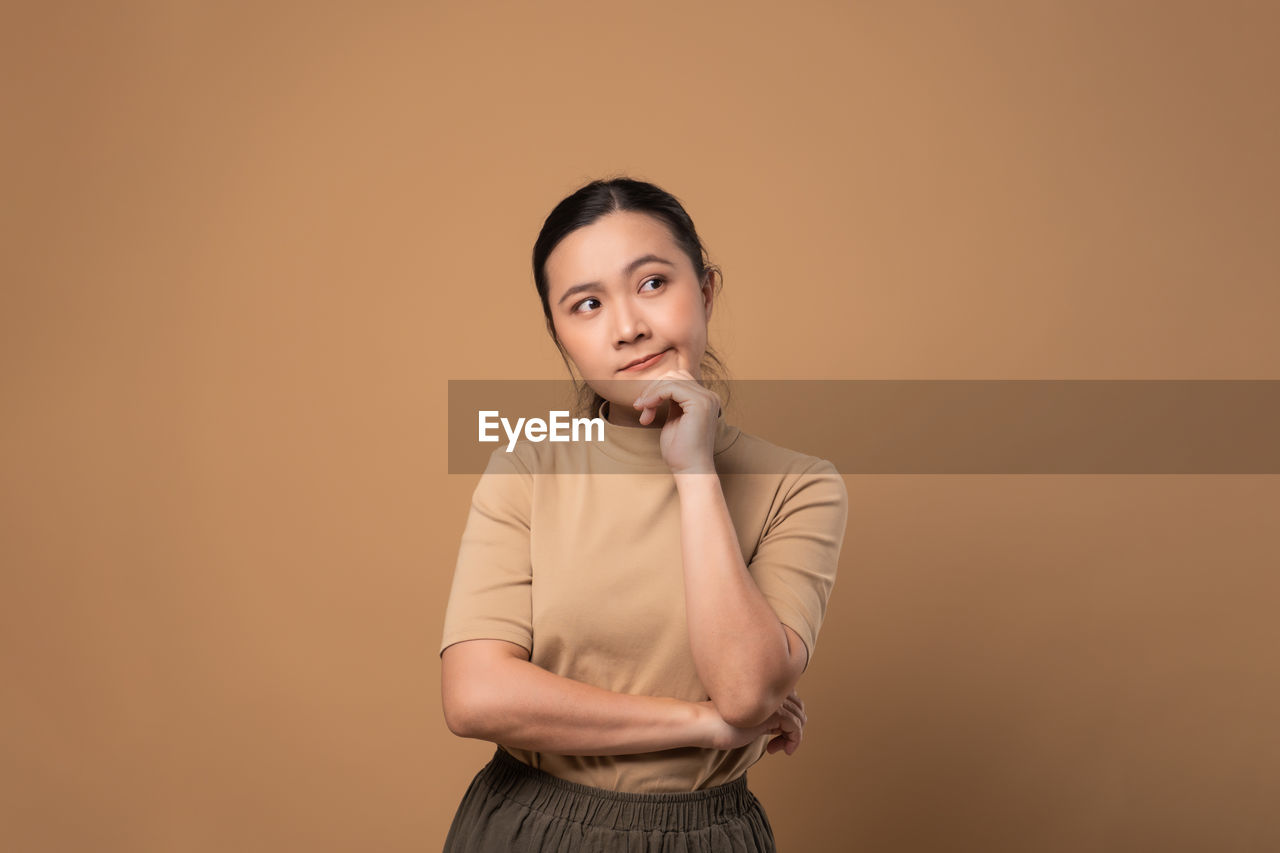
[674, 472, 808, 728]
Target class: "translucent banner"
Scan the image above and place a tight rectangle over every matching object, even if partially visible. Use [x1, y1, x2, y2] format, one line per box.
[447, 380, 1280, 474]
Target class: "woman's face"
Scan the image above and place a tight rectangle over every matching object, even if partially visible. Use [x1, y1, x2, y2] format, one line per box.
[544, 210, 714, 425]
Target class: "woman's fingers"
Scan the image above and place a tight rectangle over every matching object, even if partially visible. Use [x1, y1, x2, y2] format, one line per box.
[769, 705, 803, 758]
[772, 693, 805, 756]
[632, 371, 719, 424]
[779, 703, 802, 732]
[749, 692, 809, 757]
[780, 695, 805, 727]
[784, 691, 806, 724]
[634, 368, 695, 406]
[783, 691, 803, 722]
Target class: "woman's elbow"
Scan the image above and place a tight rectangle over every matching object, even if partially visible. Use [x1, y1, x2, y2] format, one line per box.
[442, 697, 477, 738]
[715, 674, 796, 728]
[441, 641, 523, 739]
[716, 691, 782, 730]
[442, 685, 481, 738]
[441, 671, 500, 739]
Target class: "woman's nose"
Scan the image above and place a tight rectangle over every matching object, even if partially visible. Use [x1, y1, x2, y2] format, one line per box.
[612, 298, 649, 343]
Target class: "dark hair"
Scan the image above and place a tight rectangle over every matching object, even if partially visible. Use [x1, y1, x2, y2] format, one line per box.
[531, 176, 731, 418]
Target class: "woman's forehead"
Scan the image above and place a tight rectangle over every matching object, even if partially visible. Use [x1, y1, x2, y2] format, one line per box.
[546, 213, 684, 292]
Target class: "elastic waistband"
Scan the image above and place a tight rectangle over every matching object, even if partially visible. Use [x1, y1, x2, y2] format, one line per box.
[475, 747, 760, 832]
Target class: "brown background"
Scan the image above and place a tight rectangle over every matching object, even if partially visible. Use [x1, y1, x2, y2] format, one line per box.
[3, 1, 1278, 850]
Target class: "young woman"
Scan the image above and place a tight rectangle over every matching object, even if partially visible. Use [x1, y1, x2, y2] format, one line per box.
[439, 177, 848, 852]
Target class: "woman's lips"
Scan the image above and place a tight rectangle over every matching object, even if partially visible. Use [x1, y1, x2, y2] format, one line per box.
[619, 348, 671, 373]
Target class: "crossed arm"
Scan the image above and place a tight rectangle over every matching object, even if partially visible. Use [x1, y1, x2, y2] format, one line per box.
[440, 474, 810, 755]
[440, 639, 804, 755]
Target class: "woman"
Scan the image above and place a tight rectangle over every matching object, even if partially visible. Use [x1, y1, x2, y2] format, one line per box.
[439, 177, 848, 851]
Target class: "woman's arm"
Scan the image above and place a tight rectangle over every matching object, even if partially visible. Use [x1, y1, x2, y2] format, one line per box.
[441, 638, 801, 755]
[630, 372, 832, 730]
[674, 472, 808, 728]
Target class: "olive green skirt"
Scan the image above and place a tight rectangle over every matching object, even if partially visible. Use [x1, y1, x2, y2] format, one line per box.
[442, 747, 777, 852]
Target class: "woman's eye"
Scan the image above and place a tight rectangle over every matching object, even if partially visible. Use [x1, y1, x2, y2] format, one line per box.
[571, 279, 661, 314]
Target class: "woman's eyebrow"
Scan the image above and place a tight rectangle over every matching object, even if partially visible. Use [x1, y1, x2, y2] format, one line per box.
[556, 254, 676, 306]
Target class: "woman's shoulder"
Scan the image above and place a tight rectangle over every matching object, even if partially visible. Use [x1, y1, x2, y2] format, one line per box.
[717, 425, 843, 479]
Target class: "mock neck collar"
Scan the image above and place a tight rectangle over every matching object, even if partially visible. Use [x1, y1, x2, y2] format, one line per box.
[593, 399, 741, 468]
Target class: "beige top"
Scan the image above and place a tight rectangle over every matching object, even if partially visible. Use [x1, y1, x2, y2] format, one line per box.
[440, 400, 849, 792]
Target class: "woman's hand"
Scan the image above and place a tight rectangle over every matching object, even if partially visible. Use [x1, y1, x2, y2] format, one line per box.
[765, 691, 807, 756]
[632, 363, 722, 476]
[695, 691, 807, 755]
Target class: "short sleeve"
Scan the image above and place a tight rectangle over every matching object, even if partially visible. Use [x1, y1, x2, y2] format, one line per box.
[746, 458, 849, 669]
[439, 447, 534, 655]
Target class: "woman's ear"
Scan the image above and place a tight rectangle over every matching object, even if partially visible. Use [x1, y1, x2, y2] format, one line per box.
[701, 269, 717, 322]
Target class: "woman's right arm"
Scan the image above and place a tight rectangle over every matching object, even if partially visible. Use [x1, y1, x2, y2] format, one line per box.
[441, 638, 803, 755]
